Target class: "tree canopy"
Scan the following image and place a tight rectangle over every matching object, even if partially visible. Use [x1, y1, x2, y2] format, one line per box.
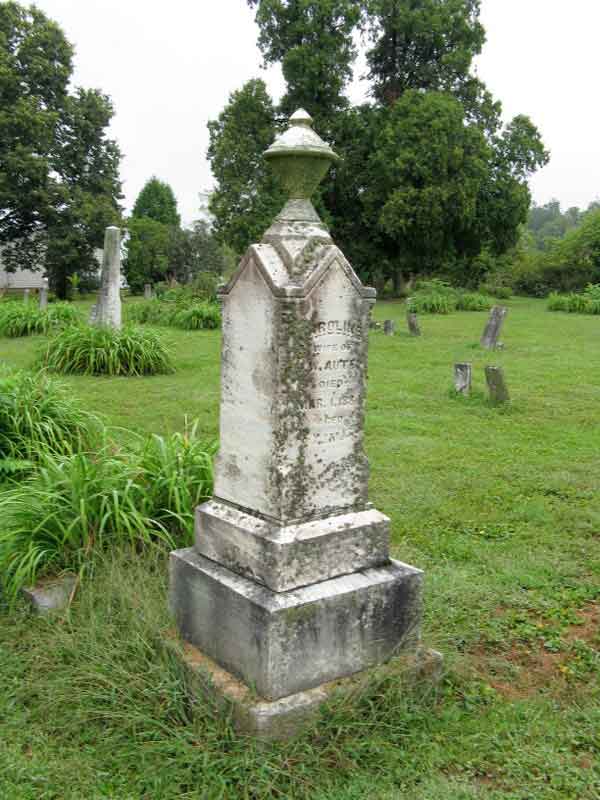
[209, 0, 548, 291]
[0, 1, 122, 297]
[132, 177, 180, 227]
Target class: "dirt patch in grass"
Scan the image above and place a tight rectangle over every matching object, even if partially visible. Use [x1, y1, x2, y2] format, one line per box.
[471, 604, 599, 700]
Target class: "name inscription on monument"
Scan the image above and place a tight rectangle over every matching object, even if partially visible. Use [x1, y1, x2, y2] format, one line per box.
[307, 318, 363, 448]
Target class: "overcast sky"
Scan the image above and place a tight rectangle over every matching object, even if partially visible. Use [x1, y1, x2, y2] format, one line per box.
[33, 0, 600, 225]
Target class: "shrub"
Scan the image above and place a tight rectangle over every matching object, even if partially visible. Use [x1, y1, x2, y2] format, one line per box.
[41, 325, 174, 376]
[407, 280, 493, 314]
[547, 284, 600, 315]
[0, 302, 80, 337]
[0, 370, 98, 469]
[0, 424, 216, 599]
[171, 303, 221, 330]
[126, 299, 176, 326]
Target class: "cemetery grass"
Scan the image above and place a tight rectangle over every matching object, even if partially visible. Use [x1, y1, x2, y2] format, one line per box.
[0, 296, 599, 799]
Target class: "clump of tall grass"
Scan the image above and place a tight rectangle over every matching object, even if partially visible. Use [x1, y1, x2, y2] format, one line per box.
[41, 325, 174, 376]
[407, 280, 493, 314]
[548, 284, 600, 314]
[126, 298, 221, 330]
[171, 302, 221, 330]
[0, 370, 98, 472]
[0, 302, 80, 337]
[0, 423, 215, 599]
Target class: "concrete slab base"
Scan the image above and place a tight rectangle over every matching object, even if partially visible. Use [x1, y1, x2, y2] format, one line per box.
[168, 636, 443, 740]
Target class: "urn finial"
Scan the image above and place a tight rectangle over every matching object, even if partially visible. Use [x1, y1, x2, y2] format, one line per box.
[264, 109, 340, 200]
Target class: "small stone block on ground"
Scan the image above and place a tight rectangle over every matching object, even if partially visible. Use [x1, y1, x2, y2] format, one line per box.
[21, 575, 77, 613]
[454, 362, 472, 395]
[167, 635, 443, 740]
[407, 312, 421, 336]
[383, 319, 395, 336]
[485, 365, 510, 404]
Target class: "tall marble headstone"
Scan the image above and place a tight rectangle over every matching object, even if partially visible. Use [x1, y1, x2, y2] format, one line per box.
[39, 279, 49, 310]
[89, 226, 122, 328]
[170, 111, 423, 716]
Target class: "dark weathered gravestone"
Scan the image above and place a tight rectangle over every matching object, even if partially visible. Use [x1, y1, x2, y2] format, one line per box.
[144, 283, 153, 300]
[485, 366, 509, 404]
[383, 319, 395, 336]
[407, 311, 421, 337]
[454, 363, 472, 395]
[480, 306, 508, 350]
[169, 109, 426, 738]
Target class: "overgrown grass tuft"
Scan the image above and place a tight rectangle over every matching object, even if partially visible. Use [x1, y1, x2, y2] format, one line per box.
[548, 283, 600, 314]
[0, 423, 215, 598]
[407, 280, 493, 314]
[0, 302, 80, 337]
[126, 298, 221, 330]
[0, 369, 98, 470]
[41, 324, 175, 376]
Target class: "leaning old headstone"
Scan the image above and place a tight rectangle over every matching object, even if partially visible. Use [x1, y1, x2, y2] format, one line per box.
[39, 279, 49, 310]
[485, 365, 509, 404]
[454, 363, 472, 395]
[407, 311, 421, 337]
[89, 227, 122, 328]
[169, 110, 428, 738]
[144, 283, 153, 300]
[480, 305, 507, 350]
[383, 319, 396, 336]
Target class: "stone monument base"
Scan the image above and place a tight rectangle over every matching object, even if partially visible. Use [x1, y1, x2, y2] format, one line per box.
[170, 549, 423, 701]
[166, 636, 443, 740]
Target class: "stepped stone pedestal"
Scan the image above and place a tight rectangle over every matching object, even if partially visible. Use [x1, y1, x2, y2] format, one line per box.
[169, 110, 429, 737]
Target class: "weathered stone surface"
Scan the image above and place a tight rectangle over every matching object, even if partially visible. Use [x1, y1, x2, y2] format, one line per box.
[39, 279, 49, 310]
[22, 575, 77, 613]
[214, 227, 374, 526]
[90, 226, 122, 328]
[144, 283, 153, 300]
[383, 319, 395, 336]
[480, 306, 507, 350]
[169, 638, 443, 740]
[23, 288, 30, 304]
[454, 362, 472, 395]
[485, 365, 509, 403]
[170, 549, 423, 701]
[407, 312, 421, 337]
[195, 500, 390, 592]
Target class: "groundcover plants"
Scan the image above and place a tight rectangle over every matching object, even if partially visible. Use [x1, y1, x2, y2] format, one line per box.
[0, 302, 81, 337]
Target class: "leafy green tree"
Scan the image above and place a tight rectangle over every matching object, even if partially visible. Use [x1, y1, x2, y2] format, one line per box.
[123, 217, 170, 293]
[0, 2, 122, 297]
[207, 79, 285, 254]
[132, 177, 180, 226]
[247, 0, 361, 129]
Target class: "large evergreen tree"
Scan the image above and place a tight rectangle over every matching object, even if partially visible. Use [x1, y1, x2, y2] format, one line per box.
[0, 2, 122, 297]
[132, 177, 180, 226]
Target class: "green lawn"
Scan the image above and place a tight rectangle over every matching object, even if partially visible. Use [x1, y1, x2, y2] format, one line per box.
[1, 297, 599, 799]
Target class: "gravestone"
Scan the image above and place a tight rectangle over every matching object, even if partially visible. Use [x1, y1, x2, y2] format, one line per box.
[23, 288, 30, 304]
[480, 306, 507, 350]
[169, 110, 425, 736]
[454, 363, 472, 395]
[39, 279, 49, 310]
[144, 283, 153, 300]
[485, 366, 509, 403]
[384, 319, 396, 336]
[89, 226, 122, 328]
[407, 311, 421, 337]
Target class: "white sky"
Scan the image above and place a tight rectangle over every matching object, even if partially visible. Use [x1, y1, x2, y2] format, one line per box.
[32, 0, 600, 224]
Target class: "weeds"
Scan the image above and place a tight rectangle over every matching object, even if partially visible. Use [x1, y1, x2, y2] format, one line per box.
[41, 324, 174, 376]
[0, 302, 80, 337]
[407, 280, 492, 314]
[127, 298, 221, 330]
[548, 284, 600, 314]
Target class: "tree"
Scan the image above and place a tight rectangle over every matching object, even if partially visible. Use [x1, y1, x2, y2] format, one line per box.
[0, 2, 122, 297]
[132, 177, 180, 226]
[247, 0, 361, 130]
[123, 217, 170, 293]
[207, 79, 285, 254]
